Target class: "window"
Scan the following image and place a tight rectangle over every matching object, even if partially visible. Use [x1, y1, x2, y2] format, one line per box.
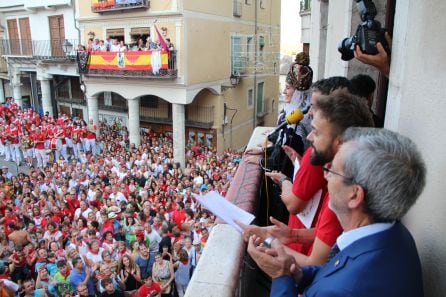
[141, 95, 159, 108]
[257, 82, 265, 115]
[231, 36, 242, 76]
[104, 92, 112, 106]
[106, 28, 124, 41]
[233, 0, 242, 17]
[247, 36, 253, 65]
[247, 89, 254, 108]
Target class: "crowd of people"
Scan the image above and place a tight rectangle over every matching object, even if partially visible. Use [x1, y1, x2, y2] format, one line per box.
[0, 99, 242, 297]
[82, 37, 174, 53]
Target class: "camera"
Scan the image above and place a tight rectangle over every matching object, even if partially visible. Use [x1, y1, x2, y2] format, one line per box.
[338, 0, 388, 61]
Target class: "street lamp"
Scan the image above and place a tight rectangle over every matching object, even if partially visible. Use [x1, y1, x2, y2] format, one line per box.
[62, 39, 73, 56]
[230, 73, 240, 86]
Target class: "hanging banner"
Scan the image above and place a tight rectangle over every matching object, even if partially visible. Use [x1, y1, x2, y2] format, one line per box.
[88, 50, 169, 71]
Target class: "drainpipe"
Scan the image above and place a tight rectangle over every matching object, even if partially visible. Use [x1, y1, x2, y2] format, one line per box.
[252, 0, 258, 130]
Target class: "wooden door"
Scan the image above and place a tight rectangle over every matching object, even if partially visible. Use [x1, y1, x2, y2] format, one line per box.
[48, 15, 65, 57]
[7, 19, 20, 55]
[19, 18, 32, 55]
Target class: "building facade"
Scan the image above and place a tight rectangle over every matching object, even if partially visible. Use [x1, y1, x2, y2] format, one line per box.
[0, 0, 79, 118]
[77, 0, 281, 166]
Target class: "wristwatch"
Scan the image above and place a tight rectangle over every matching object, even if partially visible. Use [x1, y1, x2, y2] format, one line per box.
[263, 236, 275, 248]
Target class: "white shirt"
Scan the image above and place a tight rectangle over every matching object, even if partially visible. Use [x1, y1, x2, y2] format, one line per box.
[337, 222, 394, 251]
[109, 192, 128, 204]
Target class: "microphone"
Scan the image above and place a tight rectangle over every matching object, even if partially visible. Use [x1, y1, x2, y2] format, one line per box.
[274, 108, 304, 132]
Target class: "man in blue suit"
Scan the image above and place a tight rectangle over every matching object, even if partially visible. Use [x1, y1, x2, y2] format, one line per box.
[248, 127, 426, 297]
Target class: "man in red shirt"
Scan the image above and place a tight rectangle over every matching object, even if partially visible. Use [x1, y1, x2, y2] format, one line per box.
[5, 122, 22, 166]
[33, 126, 48, 168]
[171, 201, 186, 230]
[0, 207, 19, 237]
[85, 119, 97, 155]
[137, 274, 161, 297]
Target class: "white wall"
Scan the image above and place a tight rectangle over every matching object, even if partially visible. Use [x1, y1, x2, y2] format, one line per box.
[323, 0, 352, 77]
[385, 1, 446, 295]
[0, 6, 77, 41]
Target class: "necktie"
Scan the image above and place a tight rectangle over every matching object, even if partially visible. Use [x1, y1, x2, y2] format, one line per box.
[327, 243, 340, 262]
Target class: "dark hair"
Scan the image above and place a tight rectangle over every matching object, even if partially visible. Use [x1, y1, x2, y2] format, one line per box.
[101, 277, 113, 288]
[314, 89, 374, 136]
[312, 76, 353, 95]
[57, 259, 67, 268]
[72, 256, 82, 267]
[350, 74, 376, 99]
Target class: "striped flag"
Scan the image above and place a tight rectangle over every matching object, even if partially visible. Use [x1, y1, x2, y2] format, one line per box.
[154, 25, 169, 51]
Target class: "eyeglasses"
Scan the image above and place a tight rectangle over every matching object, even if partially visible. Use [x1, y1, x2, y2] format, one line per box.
[322, 166, 354, 183]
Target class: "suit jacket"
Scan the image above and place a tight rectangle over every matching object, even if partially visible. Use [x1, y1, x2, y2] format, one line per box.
[271, 222, 423, 297]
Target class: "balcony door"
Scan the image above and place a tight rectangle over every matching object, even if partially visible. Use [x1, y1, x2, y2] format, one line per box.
[19, 18, 32, 55]
[49, 15, 65, 57]
[7, 19, 20, 55]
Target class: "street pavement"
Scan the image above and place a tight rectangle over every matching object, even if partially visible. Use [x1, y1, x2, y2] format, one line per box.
[0, 155, 31, 176]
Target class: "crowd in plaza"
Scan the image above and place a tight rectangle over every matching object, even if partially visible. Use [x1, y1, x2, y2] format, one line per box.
[0, 99, 242, 297]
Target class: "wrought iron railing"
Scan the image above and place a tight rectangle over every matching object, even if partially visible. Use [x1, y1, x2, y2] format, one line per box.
[0, 39, 79, 58]
[186, 105, 215, 128]
[77, 50, 178, 79]
[92, 0, 150, 13]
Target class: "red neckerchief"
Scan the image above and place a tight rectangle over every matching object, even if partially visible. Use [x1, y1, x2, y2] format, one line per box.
[89, 248, 99, 255]
[104, 239, 114, 244]
[60, 268, 71, 279]
[180, 260, 188, 265]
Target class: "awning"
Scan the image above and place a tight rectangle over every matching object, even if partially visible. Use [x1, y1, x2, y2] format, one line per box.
[106, 28, 124, 36]
[130, 27, 150, 35]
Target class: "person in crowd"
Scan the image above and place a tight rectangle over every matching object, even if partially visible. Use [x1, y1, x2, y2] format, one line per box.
[69, 256, 95, 296]
[249, 127, 425, 297]
[118, 254, 141, 295]
[152, 253, 174, 297]
[136, 274, 161, 297]
[173, 249, 191, 297]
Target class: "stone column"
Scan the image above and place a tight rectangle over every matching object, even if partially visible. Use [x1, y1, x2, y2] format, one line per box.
[40, 78, 53, 117]
[86, 94, 99, 135]
[0, 79, 5, 103]
[10, 70, 23, 108]
[127, 97, 141, 147]
[172, 103, 185, 168]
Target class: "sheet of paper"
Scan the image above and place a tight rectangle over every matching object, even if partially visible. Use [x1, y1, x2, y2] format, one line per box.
[193, 191, 255, 233]
[297, 189, 323, 229]
[293, 157, 301, 182]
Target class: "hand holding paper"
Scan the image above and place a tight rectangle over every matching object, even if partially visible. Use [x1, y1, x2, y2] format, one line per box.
[193, 191, 255, 233]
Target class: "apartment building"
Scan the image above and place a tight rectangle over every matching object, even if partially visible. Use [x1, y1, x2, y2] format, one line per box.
[0, 0, 79, 117]
[77, 0, 281, 165]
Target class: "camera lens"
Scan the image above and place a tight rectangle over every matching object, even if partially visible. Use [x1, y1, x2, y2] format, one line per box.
[338, 37, 355, 61]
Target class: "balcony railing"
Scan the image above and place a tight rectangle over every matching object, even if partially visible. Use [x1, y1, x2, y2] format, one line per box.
[92, 0, 150, 13]
[186, 105, 215, 128]
[78, 50, 178, 79]
[0, 39, 79, 59]
[139, 103, 214, 128]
